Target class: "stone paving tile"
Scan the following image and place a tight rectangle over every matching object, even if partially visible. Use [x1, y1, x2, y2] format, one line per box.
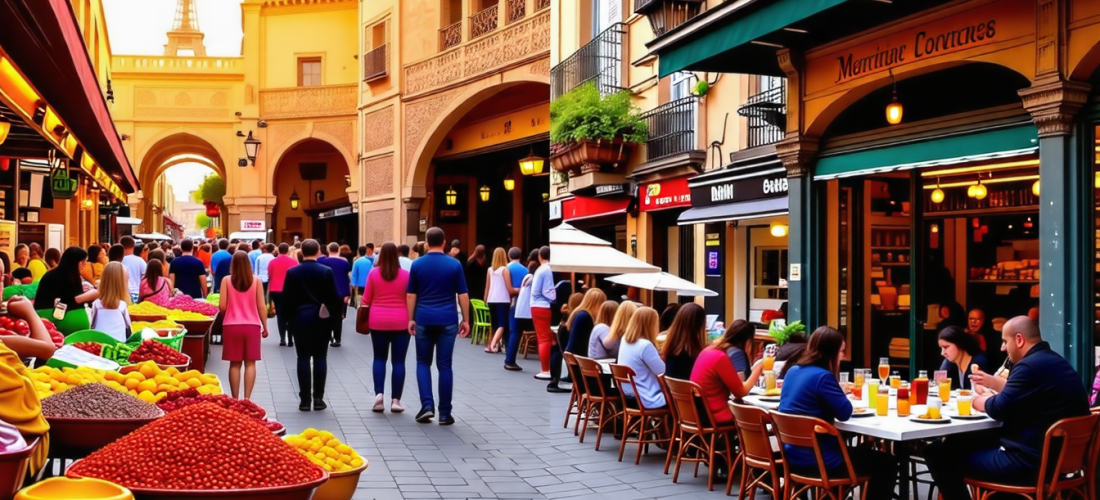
[202, 314, 931, 499]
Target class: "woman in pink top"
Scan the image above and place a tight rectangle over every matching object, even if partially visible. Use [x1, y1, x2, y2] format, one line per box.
[266, 243, 298, 347]
[219, 251, 268, 399]
[359, 242, 410, 413]
[138, 260, 172, 305]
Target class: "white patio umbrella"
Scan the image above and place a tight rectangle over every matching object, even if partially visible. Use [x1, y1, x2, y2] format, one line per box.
[134, 232, 173, 241]
[605, 272, 718, 297]
[549, 223, 659, 275]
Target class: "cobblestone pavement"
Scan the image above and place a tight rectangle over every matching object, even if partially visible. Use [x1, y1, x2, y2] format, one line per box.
[206, 315, 928, 499]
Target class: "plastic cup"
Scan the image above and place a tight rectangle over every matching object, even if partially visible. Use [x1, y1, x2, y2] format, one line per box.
[875, 390, 889, 416]
[957, 392, 973, 416]
[939, 379, 952, 403]
[868, 382, 880, 409]
[928, 399, 942, 419]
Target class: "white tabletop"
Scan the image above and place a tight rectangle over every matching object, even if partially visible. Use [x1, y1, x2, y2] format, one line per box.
[740, 392, 1001, 442]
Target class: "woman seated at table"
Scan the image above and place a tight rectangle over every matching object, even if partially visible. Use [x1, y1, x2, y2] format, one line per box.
[938, 326, 988, 391]
[777, 326, 897, 499]
[617, 307, 665, 409]
[691, 326, 764, 423]
[587, 300, 619, 359]
[660, 303, 707, 380]
[713, 320, 755, 380]
[589, 301, 635, 360]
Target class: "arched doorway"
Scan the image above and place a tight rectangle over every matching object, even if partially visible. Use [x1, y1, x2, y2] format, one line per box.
[271, 139, 355, 246]
[134, 132, 229, 243]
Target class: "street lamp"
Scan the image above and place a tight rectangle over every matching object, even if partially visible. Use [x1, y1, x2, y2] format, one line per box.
[479, 185, 490, 202]
[243, 131, 261, 166]
[445, 186, 457, 206]
[289, 188, 300, 210]
[518, 147, 544, 176]
[503, 174, 514, 191]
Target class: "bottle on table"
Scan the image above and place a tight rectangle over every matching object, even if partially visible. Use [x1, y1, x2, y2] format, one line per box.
[914, 370, 929, 405]
[897, 383, 911, 417]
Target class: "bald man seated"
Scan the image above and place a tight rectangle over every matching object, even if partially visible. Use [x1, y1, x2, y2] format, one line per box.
[924, 316, 1089, 500]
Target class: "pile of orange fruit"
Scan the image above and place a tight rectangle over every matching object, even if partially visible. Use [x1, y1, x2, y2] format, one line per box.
[23, 361, 221, 402]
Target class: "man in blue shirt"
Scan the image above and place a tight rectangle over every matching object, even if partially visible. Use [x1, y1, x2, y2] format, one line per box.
[169, 239, 208, 299]
[925, 316, 1089, 500]
[248, 240, 262, 271]
[407, 227, 469, 426]
[209, 239, 231, 293]
[502, 247, 529, 371]
[317, 242, 351, 347]
[350, 244, 374, 306]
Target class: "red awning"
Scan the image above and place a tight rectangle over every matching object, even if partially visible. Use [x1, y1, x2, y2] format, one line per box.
[163, 214, 183, 230]
[0, 0, 139, 193]
[562, 196, 630, 222]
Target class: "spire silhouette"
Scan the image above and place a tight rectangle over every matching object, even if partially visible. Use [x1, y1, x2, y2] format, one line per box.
[164, 0, 206, 56]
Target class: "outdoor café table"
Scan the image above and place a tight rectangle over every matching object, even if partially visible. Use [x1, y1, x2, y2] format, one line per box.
[741, 391, 1002, 499]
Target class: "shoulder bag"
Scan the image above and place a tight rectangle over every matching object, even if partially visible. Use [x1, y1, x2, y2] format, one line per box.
[355, 305, 370, 335]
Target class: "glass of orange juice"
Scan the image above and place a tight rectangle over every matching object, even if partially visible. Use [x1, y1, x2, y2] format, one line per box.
[852, 370, 865, 401]
[762, 344, 776, 371]
[939, 378, 952, 403]
[875, 388, 889, 416]
[878, 358, 890, 383]
[897, 383, 910, 417]
[928, 399, 942, 419]
[764, 370, 777, 391]
[889, 371, 901, 389]
[957, 390, 973, 416]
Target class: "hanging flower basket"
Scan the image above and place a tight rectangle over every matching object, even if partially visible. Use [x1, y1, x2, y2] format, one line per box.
[550, 138, 637, 175]
[203, 201, 220, 218]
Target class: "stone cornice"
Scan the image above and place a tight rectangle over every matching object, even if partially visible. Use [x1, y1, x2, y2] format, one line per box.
[776, 135, 820, 179]
[1018, 79, 1091, 138]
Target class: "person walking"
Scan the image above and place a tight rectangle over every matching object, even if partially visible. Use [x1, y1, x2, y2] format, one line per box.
[119, 237, 146, 302]
[398, 244, 413, 271]
[528, 247, 559, 389]
[360, 242, 411, 413]
[502, 247, 529, 371]
[255, 243, 276, 304]
[407, 227, 469, 425]
[484, 248, 514, 354]
[282, 240, 340, 411]
[247, 241, 262, 271]
[219, 251, 268, 400]
[464, 245, 488, 302]
[209, 239, 231, 293]
[169, 239, 208, 299]
[267, 243, 298, 347]
[318, 242, 351, 347]
[351, 245, 374, 308]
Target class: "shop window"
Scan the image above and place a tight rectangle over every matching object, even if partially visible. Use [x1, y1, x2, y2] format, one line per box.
[670, 71, 695, 101]
[297, 57, 321, 87]
[753, 247, 788, 300]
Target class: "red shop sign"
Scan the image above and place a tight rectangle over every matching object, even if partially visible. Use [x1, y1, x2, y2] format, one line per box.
[562, 196, 629, 222]
[641, 177, 691, 211]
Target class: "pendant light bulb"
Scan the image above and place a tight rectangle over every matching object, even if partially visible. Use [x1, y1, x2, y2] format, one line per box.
[885, 70, 903, 125]
[973, 178, 987, 200]
[930, 178, 944, 204]
[1032, 179, 1041, 197]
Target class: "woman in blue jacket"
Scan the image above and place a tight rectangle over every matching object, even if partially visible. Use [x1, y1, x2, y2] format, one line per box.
[777, 326, 897, 498]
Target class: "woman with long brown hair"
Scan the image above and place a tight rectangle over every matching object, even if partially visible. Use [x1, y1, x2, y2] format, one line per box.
[464, 245, 488, 302]
[777, 326, 897, 498]
[661, 303, 708, 380]
[218, 251, 268, 399]
[360, 242, 410, 413]
[138, 259, 172, 305]
[713, 319, 756, 380]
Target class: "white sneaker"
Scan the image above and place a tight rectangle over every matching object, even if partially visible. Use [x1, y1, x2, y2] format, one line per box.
[372, 394, 385, 413]
[391, 399, 404, 413]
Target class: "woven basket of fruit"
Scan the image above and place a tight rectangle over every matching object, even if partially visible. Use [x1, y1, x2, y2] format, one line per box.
[173, 319, 214, 335]
[130, 314, 167, 323]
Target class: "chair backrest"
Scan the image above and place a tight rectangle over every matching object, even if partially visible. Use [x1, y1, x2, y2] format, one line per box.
[564, 351, 585, 395]
[1038, 413, 1100, 494]
[665, 377, 722, 433]
[769, 410, 858, 485]
[730, 402, 776, 466]
[658, 374, 678, 422]
[576, 356, 611, 401]
[609, 364, 639, 409]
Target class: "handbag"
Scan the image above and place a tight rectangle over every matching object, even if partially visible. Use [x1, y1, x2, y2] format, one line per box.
[355, 306, 370, 335]
[303, 286, 330, 320]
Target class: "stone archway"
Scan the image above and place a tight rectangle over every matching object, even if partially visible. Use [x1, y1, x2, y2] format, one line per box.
[134, 131, 230, 235]
[270, 138, 354, 245]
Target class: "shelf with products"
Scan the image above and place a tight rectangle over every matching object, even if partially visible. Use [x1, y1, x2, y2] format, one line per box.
[968, 279, 1038, 284]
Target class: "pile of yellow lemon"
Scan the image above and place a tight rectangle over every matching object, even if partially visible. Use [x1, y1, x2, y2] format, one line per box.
[128, 302, 171, 316]
[284, 429, 366, 472]
[132, 319, 182, 331]
[166, 311, 212, 321]
[22, 361, 221, 403]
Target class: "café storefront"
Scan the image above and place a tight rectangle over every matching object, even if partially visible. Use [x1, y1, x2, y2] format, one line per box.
[637, 175, 694, 311]
[650, 0, 1100, 381]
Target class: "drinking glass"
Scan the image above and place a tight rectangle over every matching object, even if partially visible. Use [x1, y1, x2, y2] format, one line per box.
[868, 380, 880, 409]
[914, 370, 929, 405]
[938, 378, 952, 403]
[875, 389, 889, 416]
[957, 392, 973, 416]
[852, 370, 864, 401]
[897, 383, 911, 417]
[889, 371, 901, 389]
[762, 344, 777, 371]
[928, 399, 942, 420]
[764, 370, 777, 392]
[878, 358, 891, 382]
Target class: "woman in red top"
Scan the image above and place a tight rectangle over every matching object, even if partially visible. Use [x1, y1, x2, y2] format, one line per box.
[219, 251, 268, 399]
[360, 243, 411, 413]
[266, 243, 298, 347]
[690, 336, 764, 425]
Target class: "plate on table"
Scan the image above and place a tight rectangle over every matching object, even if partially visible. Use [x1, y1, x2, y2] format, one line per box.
[949, 413, 988, 420]
[757, 395, 782, 403]
[850, 408, 875, 418]
[909, 415, 951, 424]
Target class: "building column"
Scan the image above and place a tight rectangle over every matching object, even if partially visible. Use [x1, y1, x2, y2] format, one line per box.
[403, 197, 424, 246]
[777, 135, 822, 328]
[1020, 79, 1091, 379]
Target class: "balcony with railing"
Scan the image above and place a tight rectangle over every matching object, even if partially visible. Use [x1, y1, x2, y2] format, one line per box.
[470, 4, 499, 39]
[631, 97, 705, 179]
[551, 23, 625, 101]
[363, 44, 387, 82]
[634, 0, 703, 36]
[737, 86, 786, 148]
[439, 21, 462, 51]
[506, 0, 525, 23]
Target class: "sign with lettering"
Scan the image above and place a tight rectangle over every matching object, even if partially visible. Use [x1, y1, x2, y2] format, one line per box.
[549, 199, 562, 220]
[593, 183, 626, 197]
[240, 220, 265, 231]
[641, 177, 691, 211]
[691, 173, 789, 208]
[50, 161, 77, 200]
[805, 0, 1033, 94]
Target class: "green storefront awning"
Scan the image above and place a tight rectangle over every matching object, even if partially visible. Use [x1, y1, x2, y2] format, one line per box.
[813, 124, 1039, 180]
[658, 0, 849, 78]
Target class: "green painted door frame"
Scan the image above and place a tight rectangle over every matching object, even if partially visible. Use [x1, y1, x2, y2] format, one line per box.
[787, 174, 825, 329]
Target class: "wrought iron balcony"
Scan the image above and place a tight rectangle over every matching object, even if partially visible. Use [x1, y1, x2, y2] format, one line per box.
[551, 23, 625, 101]
[738, 86, 786, 148]
[634, 0, 703, 36]
[640, 97, 700, 162]
[470, 4, 499, 39]
[439, 21, 462, 51]
[506, 0, 525, 24]
[363, 44, 387, 82]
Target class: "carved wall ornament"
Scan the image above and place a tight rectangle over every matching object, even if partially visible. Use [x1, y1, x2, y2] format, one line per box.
[529, 58, 550, 77]
[1018, 79, 1091, 137]
[363, 106, 394, 152]
[268, 123, 309, 159]
[776, 135, 820, 179]
[314, 120, 356, 160]
[363, 155, 394, 197]
[403, 88, 462, 184]
[210, 92, 228, 106]
[133, 87, 231, 119]
[402, 197, 424, 211]
[259, 85, 357, 119]
[175, 93, 192, 106]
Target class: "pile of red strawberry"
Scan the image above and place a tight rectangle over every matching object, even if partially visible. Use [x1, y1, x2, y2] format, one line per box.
[158, 388, 267, 422]
[72, 341, 103, 356]
[0, 315, 63, 347]
[128, 339, 188, 365]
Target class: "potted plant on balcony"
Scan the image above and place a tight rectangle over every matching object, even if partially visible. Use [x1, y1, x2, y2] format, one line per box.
[550, 83, 647, 175]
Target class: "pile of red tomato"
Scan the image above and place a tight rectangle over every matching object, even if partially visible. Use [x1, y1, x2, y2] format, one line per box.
[0, 315, 64, 347]
[128, 340, 188, 365]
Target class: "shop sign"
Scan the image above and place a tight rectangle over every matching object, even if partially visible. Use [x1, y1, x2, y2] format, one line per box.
[318, 206, 357, 220]
[692, 174, 788, 208]
[641, 177, 692, 211]
[562, 196, 630, 222]
[50, 168, 77, 200]
[549, 199, 563, 220]
[594, 184, 626, 197]
[240, 220, 265, 231]
[789, 263, 802, 282]
[805, 0, 1032, 93]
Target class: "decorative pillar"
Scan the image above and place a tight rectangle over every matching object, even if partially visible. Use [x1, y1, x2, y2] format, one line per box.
[403, 197, 425, 246]
[1020, 79, 1091, 380]
[777, 135, 821, 328]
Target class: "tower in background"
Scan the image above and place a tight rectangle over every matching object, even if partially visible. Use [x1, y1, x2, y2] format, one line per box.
[164, 0, 206, 57]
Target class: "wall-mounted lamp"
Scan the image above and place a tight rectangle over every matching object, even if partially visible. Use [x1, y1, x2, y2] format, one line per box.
[630, 235, 637, 257]
[930, 223, 939, 234]
[479, 185, 490, 202]
[770, 222, 789, 237]
[344, 174, 352, 188]
[289, 188, 300, 210]
[243, 131, 261, 166]
[445, 186, 457, 206]
[315, 190, 325, 203]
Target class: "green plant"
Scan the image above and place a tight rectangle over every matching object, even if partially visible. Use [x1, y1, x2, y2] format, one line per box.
[550, 83, 648, 146]
[692, 80, 709, 97]
[768, 320, 806, 346]
[191, 174, 225, 204]
[195, 213, 212, 228]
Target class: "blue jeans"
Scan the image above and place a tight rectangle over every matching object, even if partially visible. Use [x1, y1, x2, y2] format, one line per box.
[371, 330, 410, 399]
[415, 324, 458, 417]
[925, 432, 1036, 500]
[504, 304, 520, 365]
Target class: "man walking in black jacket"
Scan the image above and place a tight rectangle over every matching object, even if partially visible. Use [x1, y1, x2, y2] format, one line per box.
[282, 239, 341, 412]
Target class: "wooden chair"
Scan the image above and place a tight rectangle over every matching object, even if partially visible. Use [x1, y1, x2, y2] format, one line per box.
[562, 352, 587, 434]
[730, 401, 783, 499]
[576, 356, 623, 451]
[609, 364, 671, 464]
[658, 374, 681, 476]
[519, 329, 537, 358]
[965, 412, 1099, 500]
[769, 411, 871, 500]
[664, 377, 738, 491]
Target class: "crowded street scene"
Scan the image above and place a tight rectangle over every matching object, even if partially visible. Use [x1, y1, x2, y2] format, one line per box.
[2, 0, 1100, 498]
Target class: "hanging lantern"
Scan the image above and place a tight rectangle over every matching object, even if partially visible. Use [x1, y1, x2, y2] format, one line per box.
[973, 180, 987, 200]
[1032, 179, 1041, 197]
[885, 69, 903, 125]
[930, 177, 944, 203]
[445, 186, 457, 206]
[503, 175, 515, 191]
[479, 185, 490, 202]
[289, 188, 300, 211]
[518, 148, 545, 176]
